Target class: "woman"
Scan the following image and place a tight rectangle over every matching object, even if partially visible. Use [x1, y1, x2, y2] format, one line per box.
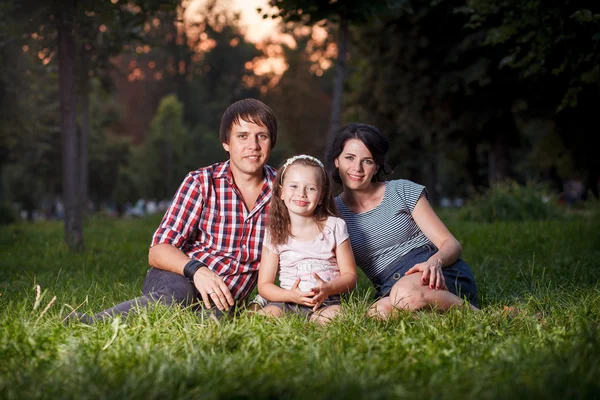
[324, 123, 478, 318]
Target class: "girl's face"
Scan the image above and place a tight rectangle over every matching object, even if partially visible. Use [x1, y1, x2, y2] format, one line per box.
[280, 164, 322, 218]
[334, 138, 379, 190]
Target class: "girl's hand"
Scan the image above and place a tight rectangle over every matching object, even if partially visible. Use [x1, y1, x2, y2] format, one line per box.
[310, 273, 332, 311]
[405, 259, 448, 291]
[289, 278, 316, 306]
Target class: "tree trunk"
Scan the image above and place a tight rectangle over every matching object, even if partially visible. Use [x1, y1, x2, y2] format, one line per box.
[58, 11, 83, 251]
[587, 165, 599, 199]
[488, 137, 510, 185]
[466, 135, 483, 192]
[426, 131, 439, 206]
[328, 15, 348, 140]
[79, 45, 90, 218]
[165, 120, 173, 199]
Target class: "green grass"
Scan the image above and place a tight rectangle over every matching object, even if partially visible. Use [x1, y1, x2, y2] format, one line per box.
[1, 213, 599, 399]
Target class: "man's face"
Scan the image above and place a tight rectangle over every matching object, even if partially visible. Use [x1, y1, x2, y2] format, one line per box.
[222, 119, 272, 179]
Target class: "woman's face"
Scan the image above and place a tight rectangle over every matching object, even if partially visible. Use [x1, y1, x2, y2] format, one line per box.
[334, 139, 379, 190]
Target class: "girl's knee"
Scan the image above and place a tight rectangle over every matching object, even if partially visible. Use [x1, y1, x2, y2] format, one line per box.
[257, 305, 284, 318]
[368, 298, 394, 319]
[311, 305, 340, 324]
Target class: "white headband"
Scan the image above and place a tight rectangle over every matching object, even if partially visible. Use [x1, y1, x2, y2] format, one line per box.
[280, 154, 324, 183]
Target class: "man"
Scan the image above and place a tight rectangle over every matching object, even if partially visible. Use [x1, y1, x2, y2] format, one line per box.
[71, 98, 277, 323]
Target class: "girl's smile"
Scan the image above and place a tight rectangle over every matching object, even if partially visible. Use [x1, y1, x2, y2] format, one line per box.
[280, 164, 322, 217]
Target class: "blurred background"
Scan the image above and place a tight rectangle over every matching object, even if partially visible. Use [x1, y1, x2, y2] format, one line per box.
[0, 0, 598, 246]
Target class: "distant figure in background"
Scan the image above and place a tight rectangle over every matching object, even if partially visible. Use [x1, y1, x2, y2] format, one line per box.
[563, 179, 585, 205]
[256, 155, 357, 324]
[324, 123, 479, 319]
[68, 99, 278, 323]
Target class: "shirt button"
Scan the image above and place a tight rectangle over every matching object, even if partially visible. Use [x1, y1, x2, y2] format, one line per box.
[242, 245, 246, 249]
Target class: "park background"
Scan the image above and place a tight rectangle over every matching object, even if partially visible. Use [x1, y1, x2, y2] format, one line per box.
[1, 0, 599, 399]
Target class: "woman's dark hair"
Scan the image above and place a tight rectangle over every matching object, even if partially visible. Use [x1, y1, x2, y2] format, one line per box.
[219, 98, 278, 148]
[324, 123, 391, 184]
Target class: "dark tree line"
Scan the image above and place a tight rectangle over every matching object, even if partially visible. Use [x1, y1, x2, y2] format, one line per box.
[0, 0, 598, 250]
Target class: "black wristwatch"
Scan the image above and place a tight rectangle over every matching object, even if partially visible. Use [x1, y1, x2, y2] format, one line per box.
[183, 260, 205, 280]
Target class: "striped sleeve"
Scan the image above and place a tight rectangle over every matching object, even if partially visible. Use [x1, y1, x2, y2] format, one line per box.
[396, 180, 428, 213]
[151, 172, 204, 249]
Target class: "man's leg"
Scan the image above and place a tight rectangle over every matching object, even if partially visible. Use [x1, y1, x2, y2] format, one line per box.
[89, 268, 199, 322]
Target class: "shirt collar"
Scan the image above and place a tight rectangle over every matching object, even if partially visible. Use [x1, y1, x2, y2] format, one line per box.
[213, 160, 231, 180]
[214, 160, 276, 188]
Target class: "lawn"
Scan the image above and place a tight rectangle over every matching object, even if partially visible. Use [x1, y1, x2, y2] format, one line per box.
[1, 213, 599, 399]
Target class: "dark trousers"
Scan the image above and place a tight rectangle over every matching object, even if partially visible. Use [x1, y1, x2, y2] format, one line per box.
[92, 268, 229, 321]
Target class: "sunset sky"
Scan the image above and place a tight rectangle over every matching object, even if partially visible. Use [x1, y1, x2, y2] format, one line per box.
[184, 0, 294, 77]
[183, 0, 333, 81]
[186, 0, 283, 43]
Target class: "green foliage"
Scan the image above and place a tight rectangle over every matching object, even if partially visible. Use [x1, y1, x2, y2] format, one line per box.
[189, 124, 227, 167]
[132, 94, 193, 200]
[460, 180, 562, 222]
[264, 29, 334, 157]
[582, 192, 600, 217]
[87, 79, 135, 205]
[466, 0, 600, 111]
[348, 0, 599, 196]
[347, 0, 510, 192]
[0, 37, 61, 212]
[0, 202, 17, 225]
[268, 0, 402, 24]
[1, 215, 599, 398]
[181, 4, 264, 130]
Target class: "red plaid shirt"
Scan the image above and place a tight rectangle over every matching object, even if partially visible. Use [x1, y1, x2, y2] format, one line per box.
[151, 161, 276, 301]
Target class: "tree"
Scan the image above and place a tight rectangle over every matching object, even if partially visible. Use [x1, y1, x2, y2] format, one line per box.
[264, 28, 333, 158]
[87, 79, 135, 209]
[133, 94, 192, 200]
[348, 0, 523, 199]
[348, 0, 600, 199]
[467, 0, 600, 196]
[0, 2, 61, 217]
[267, 0, 398, 139]
[111, 0, 264, 153]
[3, 0, 177, 250]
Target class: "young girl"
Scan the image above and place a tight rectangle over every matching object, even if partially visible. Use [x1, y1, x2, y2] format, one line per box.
[257, 155, 358, 324]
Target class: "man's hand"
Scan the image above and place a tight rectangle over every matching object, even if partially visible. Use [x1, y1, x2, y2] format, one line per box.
[310, 273, 332, 311]
[288, 278, 316, 306]
[193, 267, 235, 311]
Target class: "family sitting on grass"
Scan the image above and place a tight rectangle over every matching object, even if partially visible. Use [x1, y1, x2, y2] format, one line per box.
[69, 99, 478, 326]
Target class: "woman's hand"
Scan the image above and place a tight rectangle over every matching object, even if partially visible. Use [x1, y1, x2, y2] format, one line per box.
[288, 278, 317, 306]
[310, 273, 332, 311]
[405, 258, 448, 291]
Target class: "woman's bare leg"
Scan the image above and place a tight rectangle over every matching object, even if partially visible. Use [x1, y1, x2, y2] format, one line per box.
[390, 274, 478, 311]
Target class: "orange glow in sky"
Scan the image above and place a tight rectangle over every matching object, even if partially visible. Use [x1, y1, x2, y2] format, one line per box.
[185, 0, 295, 77]
[187, 0, 284, 43]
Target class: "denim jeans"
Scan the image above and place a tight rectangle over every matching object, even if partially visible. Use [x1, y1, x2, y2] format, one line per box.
[92, 267, 231, 321]
[372, 244, 479, 308]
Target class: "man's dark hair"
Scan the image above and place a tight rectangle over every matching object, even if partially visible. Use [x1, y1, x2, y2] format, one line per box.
[324, 123, 391, 184]
[219, 99, 278, 148]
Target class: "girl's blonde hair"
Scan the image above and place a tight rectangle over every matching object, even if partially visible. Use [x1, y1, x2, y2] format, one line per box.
[267, 155, 337, 246]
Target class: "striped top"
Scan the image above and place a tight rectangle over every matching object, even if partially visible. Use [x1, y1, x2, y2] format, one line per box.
[335, 180, 431, 285]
